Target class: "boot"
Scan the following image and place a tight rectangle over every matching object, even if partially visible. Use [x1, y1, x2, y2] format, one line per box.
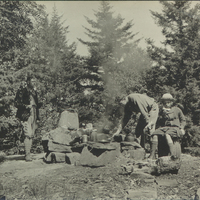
[148, 141, 158, 160]
[24, 137, 32, 162]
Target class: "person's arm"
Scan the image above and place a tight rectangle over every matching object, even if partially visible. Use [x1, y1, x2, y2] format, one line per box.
[122, 104, 132, 128]
[178, 108, 186, 135]
[113, 124, 122, 136]
[14, 87, 24, 108]
[35, 91, 40, 121]
[177, 108, 186, 129]
[112, 103, 132, 136]
[135, 100, 150, 124]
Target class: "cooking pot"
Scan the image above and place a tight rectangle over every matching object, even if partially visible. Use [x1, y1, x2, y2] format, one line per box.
[125, 134, 135, 142]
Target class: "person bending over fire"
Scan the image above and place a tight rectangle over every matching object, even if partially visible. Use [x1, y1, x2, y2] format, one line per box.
[112, 92, 159, 148]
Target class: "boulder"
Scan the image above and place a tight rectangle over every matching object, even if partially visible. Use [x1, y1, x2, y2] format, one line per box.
[42, 127, 73, 145]
[79, 146, 104, 167]
[97, 144, 120, 165]
[58, 110, 79, 130]
[66, 152, 81, 165]
[79, 143, 120, 167]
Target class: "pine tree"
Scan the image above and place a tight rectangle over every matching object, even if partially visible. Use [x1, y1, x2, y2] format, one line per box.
[79, 1, 139, 66]
[0, 1, 46, 149]
[77, 1, 152, 128]
[145, 1, 200, 124]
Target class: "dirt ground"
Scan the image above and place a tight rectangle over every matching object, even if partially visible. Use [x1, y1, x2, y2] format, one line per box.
[0, 152, 200, 200]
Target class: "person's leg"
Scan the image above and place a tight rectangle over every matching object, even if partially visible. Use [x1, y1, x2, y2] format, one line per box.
[148, 127, 165, 160]
[149, 134, 158, 159]
[165, 133, 174, 157]
[135, 116, 146, 148]
[149, 103, 159, 135]
[24, 136, 32, 161]
[23, 113, 34, 162]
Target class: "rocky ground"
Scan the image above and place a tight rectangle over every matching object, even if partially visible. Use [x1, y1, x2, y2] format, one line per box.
[0, 151, 200, 200]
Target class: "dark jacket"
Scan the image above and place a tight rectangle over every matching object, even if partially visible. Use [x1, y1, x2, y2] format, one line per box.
[14, 84, 40, 121]
[157, 106, 186, 129]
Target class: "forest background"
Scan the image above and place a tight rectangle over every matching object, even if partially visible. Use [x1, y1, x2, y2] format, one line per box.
[1, 1, 200, 153]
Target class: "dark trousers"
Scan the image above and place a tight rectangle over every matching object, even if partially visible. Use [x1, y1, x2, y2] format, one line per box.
[135, 115, 146, 148]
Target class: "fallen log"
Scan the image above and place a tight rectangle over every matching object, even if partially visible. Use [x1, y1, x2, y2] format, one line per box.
[155, 156, 181, 174]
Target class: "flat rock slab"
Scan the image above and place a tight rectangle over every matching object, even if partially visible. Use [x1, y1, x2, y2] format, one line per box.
[127, 187, 157, 199]
[4, 153, 45, 162]
[79, 145, 120, 167]
[31, 153, 46, 160]
[121, 141, 142, 148]
[130, 171, 155, 180]
[5, 155, 25, 161]
[87, 142, 119, 150]
[48, 141, 72, 153]
[156, 179, 178, 187]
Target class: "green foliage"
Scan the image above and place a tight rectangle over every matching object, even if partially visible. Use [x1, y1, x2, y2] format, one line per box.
[23, 6, 85, 135]
[183, 125, 200, 147]
[145, 1, 200, 147]
[3, 0, 200, 153]
[0, 2, 46, 147]
[146, 1, 200, 92]
[78, 1, 151, 127]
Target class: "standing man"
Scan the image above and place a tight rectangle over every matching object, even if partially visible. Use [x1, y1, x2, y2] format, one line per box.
[15, 74, 40, 161]
[112, 92, 159, 148]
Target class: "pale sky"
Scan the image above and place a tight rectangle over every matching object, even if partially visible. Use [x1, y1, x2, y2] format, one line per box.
[37, 1, 197, 56]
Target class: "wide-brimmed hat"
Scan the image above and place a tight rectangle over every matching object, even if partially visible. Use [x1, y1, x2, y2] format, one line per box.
[161, 93, 175, 101]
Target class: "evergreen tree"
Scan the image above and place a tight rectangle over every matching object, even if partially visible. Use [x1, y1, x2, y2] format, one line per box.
[24, 5, 85, 132]
[145, 1, 200, 127]
[78, 1, 151, 129]
[0, 1, 46, 149]
[78, 1, 139, 66]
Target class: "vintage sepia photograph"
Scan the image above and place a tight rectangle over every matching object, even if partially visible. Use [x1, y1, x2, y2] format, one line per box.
[0, 1, 200, 199]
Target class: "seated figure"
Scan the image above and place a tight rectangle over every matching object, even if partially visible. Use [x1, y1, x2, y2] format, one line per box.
[149, 93, 186, 159]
